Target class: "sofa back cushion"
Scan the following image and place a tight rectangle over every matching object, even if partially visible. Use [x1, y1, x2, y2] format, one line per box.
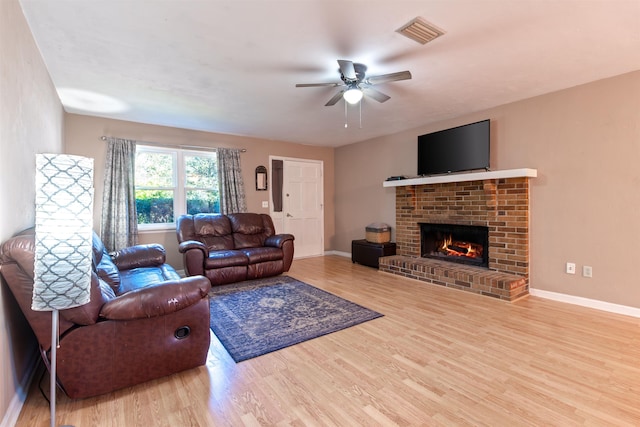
[192, 214, 235, 250]
[176, 214, 197, 243]
[228, 213, 275, 249]
[92, 232, 121, 292]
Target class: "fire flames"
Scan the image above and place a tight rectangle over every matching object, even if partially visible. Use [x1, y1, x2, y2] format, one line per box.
[439, 235, 483, 259]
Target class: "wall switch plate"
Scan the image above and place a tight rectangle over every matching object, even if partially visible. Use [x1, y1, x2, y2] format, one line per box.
[583, 266, 593, 278]
[566, 262, 576, 274]
[261, 201, 269, 208]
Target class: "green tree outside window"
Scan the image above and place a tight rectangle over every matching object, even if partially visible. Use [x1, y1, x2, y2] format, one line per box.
[135, 147, 219, 226]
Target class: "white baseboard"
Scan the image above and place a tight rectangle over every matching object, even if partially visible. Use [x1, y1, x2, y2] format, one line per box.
[1, 349, 40, 427]
[1, 392, 24, 427]
[324, 250, 350, 258]
[529, 288, 640, 318]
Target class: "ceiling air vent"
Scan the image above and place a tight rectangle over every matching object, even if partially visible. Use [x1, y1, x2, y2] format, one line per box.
[396, 17, 444, 45]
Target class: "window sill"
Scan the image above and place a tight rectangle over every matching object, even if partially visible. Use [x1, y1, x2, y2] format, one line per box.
[138, 223, 175, 233]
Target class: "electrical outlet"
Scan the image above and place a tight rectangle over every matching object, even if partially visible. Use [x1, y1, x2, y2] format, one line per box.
[583, 266, 593, 278]
[566, 262, 576, 274]
[261, 201, 269, 208]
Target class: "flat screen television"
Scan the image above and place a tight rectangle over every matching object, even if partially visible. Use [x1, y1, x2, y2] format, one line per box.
[417, 119, 490, 176]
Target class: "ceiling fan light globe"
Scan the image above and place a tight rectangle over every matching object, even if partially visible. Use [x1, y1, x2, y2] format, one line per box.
[343, 88, 363, 104]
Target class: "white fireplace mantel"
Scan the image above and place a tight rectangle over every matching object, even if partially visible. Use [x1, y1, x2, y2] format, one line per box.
[383, 168, 537, 188]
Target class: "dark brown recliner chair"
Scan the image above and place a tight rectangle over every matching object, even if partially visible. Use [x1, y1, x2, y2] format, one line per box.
[176, 213, 295, 286]
[0, 228, 211, 399]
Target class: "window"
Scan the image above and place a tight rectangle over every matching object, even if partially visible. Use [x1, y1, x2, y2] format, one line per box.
[135, 145, 219, 229]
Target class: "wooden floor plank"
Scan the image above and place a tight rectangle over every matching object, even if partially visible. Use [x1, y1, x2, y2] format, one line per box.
[14, 255, 640, 426]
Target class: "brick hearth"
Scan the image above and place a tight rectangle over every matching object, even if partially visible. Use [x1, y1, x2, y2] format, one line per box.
[379, 176, 531, 301]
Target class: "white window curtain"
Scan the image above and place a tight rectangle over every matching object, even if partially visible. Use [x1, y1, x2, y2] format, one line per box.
[217, 148, 247, 214]
[101, 137, 138, 251]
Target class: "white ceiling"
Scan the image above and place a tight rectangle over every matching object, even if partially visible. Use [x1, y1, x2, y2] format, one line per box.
[20, 0, 640, 147]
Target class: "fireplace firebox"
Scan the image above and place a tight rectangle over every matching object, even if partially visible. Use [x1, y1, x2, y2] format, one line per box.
[419, 223, 489, 268]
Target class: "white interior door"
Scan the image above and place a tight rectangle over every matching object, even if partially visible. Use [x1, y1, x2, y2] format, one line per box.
[271, 158, 324, 258]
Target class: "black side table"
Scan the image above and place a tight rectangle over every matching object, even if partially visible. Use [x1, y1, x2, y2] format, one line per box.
[352, 239, 397, 268]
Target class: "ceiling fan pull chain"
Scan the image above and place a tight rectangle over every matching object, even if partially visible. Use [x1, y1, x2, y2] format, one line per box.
[344, 100, 348, 128]
[359, 99, 362, 129]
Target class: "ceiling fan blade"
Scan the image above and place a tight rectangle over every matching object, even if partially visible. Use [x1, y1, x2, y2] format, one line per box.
[366, 71, 412, 85]
[362, 87, 391, 103]
[325, 89, 346, 106]
[337, 60, 357, 81]
[296, 82, 342, 88]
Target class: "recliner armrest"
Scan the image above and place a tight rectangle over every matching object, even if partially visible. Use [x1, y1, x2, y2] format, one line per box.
[99, 276, 210, 320]
[111, 244, 166, 270]
[178, 240, 208, 277]
[178, 240, 208, 255]
[265, 234, 295, 249]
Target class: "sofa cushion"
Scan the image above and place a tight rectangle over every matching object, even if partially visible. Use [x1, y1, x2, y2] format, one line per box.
[204, 250, 248, 269]
[117, 265, 180, 295]
[111, 244, 165, 270]
[241, 247, 284, 264]
[228, 213, 270, 249]
[193, 214, 234, 250]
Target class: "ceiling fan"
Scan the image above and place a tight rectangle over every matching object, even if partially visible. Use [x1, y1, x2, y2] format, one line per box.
[296, 60, 412, 106]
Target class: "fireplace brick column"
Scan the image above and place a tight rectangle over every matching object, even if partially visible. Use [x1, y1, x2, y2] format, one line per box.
[384, 177, 530, 301]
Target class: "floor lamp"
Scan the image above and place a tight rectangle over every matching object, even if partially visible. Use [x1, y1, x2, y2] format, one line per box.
[33, 153, 94, 427]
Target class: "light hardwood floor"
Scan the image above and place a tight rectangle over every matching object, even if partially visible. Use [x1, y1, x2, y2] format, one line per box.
[15, 255, 640, 426]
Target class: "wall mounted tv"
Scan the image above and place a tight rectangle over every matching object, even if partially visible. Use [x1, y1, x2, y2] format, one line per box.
[417, 119, 490, 176]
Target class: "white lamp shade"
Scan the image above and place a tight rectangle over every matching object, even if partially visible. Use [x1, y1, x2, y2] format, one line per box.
[33, 154, 94, 311]
[343, 88, 363, 104]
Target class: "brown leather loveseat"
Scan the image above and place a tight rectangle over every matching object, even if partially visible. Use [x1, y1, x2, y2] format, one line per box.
[176, 213, 294, 286]
[0, 228, 211, 399]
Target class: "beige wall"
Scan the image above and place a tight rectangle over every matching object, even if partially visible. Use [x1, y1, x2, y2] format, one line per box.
[336, 70, 640, 308]
[64, 114, 335, 268]
[0, 0, 65, 422]
[2, 1, 638, 421]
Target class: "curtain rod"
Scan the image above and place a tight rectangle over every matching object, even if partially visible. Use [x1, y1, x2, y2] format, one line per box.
[99, 136, 246, 152]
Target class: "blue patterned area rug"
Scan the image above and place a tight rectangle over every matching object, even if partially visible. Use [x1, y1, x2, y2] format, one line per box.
[208, 275, 383, 362]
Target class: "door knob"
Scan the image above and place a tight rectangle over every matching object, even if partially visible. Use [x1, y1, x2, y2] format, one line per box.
[286, 213, 293, 217]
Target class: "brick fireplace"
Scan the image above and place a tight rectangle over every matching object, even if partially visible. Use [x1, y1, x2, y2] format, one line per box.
[379, 172, 534, 301]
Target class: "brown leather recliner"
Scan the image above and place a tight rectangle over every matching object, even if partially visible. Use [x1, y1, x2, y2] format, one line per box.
[0, 228, 211, 399]
[176, 213, 294, 286]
